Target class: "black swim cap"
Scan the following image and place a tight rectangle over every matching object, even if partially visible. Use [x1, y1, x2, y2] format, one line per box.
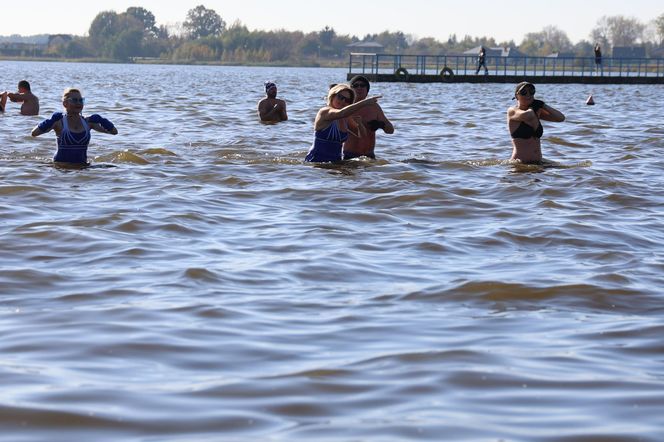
[349, 75, 370, 92]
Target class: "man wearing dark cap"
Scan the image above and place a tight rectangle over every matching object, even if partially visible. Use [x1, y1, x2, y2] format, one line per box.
[343, 75, 393, 159]
[257, 81, 288, 122]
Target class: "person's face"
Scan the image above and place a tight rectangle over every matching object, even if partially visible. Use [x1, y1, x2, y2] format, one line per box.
[267, 86, 277, 98]
[333, 91, 353, 109]
[63, 92, 85, 113]
[351, 81, 369, 100]
[516, 85, 535, 106]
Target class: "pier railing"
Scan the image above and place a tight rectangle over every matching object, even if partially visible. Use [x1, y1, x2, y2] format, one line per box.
[349, 53, 664, 78]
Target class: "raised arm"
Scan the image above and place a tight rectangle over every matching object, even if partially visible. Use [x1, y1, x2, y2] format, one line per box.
[538, 103, 565, 122]
[7, 92, 25, 103]
[316, 95, 381, 130]
[507, 106, 538, 126]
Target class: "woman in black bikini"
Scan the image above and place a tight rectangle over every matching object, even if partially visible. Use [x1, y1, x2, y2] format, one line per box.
[507, 82, 565, 164]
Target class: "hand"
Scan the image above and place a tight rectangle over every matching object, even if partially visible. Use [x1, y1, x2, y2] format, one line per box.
[529, 99, 545, 112]
[364, 95, 382, 103]
[367, 120, 386, 131]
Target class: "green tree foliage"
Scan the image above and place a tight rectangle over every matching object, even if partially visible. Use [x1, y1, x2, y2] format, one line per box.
[183, 5, 226, 39]
[88, 8, 164, 60]
[15, 8, 663, 63]
[126, 7, 159, 37]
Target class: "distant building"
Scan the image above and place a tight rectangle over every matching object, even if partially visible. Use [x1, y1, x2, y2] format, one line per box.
[650, 46, 664, 58]
[612, 46, 646, 58]
[347, 41, 384, 53]
[463, 46, 526, 58]
[546, 52, 576, 58]
[48, 34, 73, 47]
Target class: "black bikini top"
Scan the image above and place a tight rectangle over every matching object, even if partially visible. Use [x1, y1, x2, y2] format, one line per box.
[511, 121, 543, 139]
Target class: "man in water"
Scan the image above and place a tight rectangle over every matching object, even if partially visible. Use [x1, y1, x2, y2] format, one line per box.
[257, 81, 288, 122]
[343, 75, 394, 160]
[4, 80, 40, 115]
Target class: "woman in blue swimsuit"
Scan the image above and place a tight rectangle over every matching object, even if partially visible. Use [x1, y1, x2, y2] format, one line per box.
[507, 82, 565, 164]
[31, 88, 118, 165]
[305, 84, 381, 163]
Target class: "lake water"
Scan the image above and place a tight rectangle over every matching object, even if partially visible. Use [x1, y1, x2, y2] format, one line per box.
[1, 61, 663, 441]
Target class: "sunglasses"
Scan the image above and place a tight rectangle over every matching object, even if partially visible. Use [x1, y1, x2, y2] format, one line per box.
[336, 94, 352, 103]
[66, 97, 86, 104]
[518, 87, 535, 96]
[351, 82, 368, 89]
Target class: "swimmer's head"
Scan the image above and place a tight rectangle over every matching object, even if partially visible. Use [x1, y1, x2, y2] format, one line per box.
[63, 88, 82, 101]
[514, 81, 535, 99]
[327, 84, 355, 107]
[349, 75, 370, 92]
[265, 81, 277, 92]
[18, 80, 31, 92]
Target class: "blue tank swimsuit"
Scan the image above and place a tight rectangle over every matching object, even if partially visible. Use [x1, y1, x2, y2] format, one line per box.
[54, 115, 91, 163]
[305, 120, 348, 163]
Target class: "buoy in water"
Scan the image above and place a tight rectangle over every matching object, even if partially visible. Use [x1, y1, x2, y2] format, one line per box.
[586, 95, 595, 105]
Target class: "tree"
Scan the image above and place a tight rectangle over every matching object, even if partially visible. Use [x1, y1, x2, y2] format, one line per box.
[520, 26, 572, 56]
[126, 7, 158, 37]
[655, 13, 664, 45]
[590, 15, 645, 48]
[319, 26, 335, 46]
[88, 10, 150, 59]
[88, 10, 120, 49]
[183, 5, 225, 39]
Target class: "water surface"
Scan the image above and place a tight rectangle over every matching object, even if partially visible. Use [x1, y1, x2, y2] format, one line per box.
[1, 61, 663, 441]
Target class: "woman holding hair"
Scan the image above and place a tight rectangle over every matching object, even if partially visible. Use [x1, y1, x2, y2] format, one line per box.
[507, 82, 565, 164]
[31, 88, 117, 165]
[305, 84, 381, 163]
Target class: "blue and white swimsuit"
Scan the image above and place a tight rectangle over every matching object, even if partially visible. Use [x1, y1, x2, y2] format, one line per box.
[54, 115, 91, 163]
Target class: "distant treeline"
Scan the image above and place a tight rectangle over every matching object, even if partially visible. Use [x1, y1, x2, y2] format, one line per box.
[2, 6, 664, 63]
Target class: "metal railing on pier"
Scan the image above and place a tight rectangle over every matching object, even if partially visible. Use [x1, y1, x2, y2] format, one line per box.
[349, 53, 664, 79]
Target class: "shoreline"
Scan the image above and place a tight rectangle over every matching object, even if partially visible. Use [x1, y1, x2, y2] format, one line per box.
[0, 55, 348, 68]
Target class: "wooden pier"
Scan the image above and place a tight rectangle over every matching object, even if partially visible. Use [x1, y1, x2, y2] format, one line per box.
[347, 53, 664, 84]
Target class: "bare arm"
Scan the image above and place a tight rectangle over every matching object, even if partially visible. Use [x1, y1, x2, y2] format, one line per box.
[31, 126, 46, 137]
[280, 101, 288, 121]
[7, 92, 25, 103]
[376, 105, 394, 134]
[508, 107, 539, 126]
[258, 99, 287, 121]
[539, 104, 565, 122]
[316, 96, 381, 130]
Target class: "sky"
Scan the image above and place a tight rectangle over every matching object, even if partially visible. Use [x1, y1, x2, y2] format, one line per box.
[2, 0, 662, 44]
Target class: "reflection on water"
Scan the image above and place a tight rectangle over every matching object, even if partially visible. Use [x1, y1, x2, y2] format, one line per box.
[1, 61, 663, 442]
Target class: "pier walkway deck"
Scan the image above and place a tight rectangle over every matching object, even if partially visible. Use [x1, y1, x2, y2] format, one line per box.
[347, 53, 664, 84]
